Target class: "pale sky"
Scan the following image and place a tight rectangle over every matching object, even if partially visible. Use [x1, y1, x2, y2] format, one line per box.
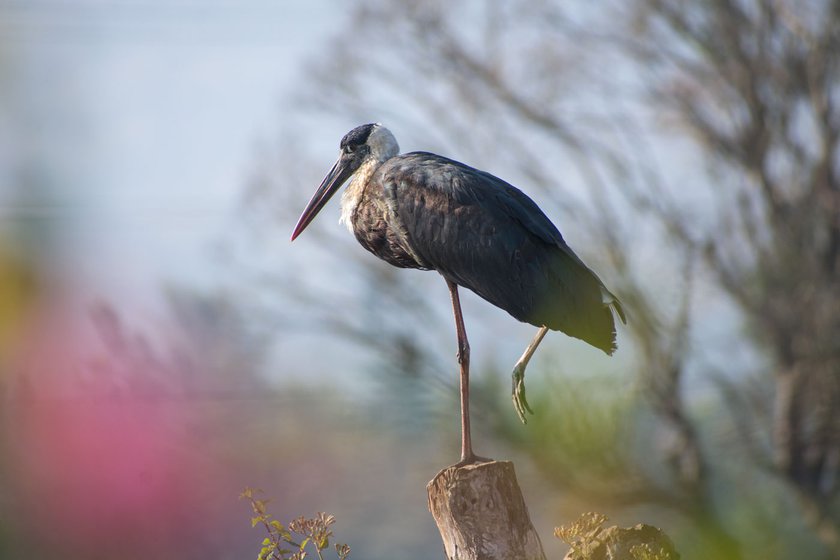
[1, 0, 343, 316]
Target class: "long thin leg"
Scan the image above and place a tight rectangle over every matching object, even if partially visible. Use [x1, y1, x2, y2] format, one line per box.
[512, 325, 549, 424]
[446, 279, 484, 465]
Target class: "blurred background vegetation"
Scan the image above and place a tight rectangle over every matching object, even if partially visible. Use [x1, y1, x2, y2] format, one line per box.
[1, 1, 838, 559]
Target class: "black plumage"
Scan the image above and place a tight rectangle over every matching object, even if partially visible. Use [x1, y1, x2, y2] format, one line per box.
[291, 123, 625, 464]
[352, 151, 625, 354]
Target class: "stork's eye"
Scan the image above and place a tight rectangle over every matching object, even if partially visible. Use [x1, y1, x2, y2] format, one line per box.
[344, 143, 368, 156]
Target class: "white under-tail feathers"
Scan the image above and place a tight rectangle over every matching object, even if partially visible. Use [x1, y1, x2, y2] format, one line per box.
[600, 285, 627, 324]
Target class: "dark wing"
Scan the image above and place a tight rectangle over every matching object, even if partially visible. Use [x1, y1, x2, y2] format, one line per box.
[376, 152, 624, 354]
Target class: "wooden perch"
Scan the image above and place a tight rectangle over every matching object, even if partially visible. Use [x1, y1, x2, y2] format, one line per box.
[427, 460, 546, 560]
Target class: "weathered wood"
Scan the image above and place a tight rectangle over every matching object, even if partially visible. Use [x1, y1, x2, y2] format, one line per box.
[427, 460, 546, 560]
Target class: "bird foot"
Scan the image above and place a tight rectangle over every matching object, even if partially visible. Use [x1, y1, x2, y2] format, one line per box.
[452, 453, 493, 468]
[511, 365, 534, 424]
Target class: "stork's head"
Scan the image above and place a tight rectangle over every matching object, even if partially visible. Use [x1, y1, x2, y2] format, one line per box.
[291, 123, 398, 241]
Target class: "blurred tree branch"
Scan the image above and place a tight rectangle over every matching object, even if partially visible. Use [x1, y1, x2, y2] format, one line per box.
[631, 0, 840, 551]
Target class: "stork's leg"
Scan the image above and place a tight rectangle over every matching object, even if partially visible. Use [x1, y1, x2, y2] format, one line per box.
[512, 326, 549, 424]
[446, 280, 486, 465]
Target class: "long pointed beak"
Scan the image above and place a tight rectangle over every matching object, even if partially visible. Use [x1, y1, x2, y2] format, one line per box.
[290, 154, 356, 241]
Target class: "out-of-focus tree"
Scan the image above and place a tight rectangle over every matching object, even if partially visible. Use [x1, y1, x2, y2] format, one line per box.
[243, 0, 840, 558]
[625, 1, 840, 556]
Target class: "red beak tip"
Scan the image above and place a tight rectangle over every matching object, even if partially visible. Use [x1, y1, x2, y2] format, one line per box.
[290, 223, 304, 241]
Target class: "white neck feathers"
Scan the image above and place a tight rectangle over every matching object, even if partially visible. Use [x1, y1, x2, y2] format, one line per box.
[338, 124, 400, 232]
[339, 158, 379, 230]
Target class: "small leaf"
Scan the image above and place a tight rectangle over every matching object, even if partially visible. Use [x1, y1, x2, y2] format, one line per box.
[299, 537, 310, 551]
[335, 543, 351, 559]
[251, 516, 262, 528]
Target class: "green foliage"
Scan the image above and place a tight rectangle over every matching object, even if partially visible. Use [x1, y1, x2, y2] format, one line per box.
[555, 512, 679, 560]
[493, 370, 643, 494]
[240, 487, 350, 560]
[631, 543, 673, 560]
[554, 512, 610, 558]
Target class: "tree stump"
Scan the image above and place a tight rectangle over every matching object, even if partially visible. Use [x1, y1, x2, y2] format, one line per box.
[427, 460, 546, 560]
